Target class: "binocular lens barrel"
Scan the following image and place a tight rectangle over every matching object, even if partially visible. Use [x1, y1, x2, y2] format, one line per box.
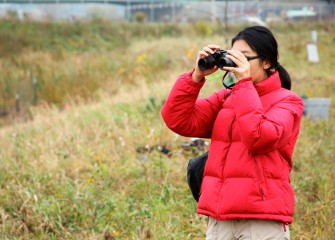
[197, 50, 236, 71]
[198, 56, 216, 71]
[218, 58, 236, 69]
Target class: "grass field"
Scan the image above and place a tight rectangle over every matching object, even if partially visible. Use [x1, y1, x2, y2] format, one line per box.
[0, 19, 334, 239]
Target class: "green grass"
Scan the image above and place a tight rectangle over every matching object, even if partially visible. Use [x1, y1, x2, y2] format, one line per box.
[0, 20, 335, 239]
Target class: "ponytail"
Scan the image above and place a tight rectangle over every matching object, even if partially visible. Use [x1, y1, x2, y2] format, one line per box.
[277, 64, 291, 90]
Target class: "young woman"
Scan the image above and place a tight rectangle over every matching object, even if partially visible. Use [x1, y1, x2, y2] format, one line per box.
[161, 26, 304, 239]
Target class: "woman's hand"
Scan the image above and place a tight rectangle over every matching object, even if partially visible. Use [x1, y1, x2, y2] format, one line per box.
[192, 44, 221, 83]
[223, 50, 251, 82]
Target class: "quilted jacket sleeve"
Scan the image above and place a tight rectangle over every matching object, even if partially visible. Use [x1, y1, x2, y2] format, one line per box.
[161, 71, 229, 138]
[231, 79, 304, 154]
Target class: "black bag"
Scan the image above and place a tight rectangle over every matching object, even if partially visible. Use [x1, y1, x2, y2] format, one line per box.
[187, 151, 208, 202]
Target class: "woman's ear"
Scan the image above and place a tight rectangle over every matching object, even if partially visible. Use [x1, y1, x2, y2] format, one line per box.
[262, 59, 271, 70]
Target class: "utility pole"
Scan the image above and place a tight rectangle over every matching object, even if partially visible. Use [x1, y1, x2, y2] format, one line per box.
[126, 0, 131, 22]
[224, 0, 229, 31]
[211, 0, 217, 22]
[150, 0, 154, 22]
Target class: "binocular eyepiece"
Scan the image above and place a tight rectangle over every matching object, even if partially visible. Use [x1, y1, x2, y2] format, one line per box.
[198, 50, 236, 71]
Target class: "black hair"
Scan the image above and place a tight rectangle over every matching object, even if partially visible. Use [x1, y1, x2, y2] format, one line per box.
[232, 26, 291, 90]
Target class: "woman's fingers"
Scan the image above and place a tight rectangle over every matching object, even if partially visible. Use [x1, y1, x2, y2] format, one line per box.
[199, 45, 220, 57]
[207, 44, 221, 51]
[223, 66, 235, 72]
[226, 50, 247, 64]
[223, 50, 250, 81]
[193, 44, 221, 82]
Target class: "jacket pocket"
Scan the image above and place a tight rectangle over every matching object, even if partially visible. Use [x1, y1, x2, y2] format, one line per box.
[253, 155, 267, 200]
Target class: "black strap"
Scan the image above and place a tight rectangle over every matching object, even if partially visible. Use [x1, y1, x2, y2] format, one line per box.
[222, 71, 236, 89]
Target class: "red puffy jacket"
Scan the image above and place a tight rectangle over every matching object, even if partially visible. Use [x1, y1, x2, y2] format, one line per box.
[161, 70, 304, 223]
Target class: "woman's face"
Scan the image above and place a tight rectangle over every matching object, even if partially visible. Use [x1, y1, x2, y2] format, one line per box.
[231, 39, 270, 84]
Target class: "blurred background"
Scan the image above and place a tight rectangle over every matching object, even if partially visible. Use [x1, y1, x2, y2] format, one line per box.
[0, 0, 334, 239]
[0, 0, 334, 23]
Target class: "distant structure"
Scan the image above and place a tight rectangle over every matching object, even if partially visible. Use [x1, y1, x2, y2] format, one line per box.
[0, 0, 333, 23]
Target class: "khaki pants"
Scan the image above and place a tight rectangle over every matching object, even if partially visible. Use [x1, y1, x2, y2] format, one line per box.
[206, 217, 290, 240]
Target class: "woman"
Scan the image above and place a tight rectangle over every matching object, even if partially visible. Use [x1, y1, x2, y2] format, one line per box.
[161, 26, 303, 239]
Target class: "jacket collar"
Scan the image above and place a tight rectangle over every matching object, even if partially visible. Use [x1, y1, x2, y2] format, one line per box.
[254, 71, 282, 96]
